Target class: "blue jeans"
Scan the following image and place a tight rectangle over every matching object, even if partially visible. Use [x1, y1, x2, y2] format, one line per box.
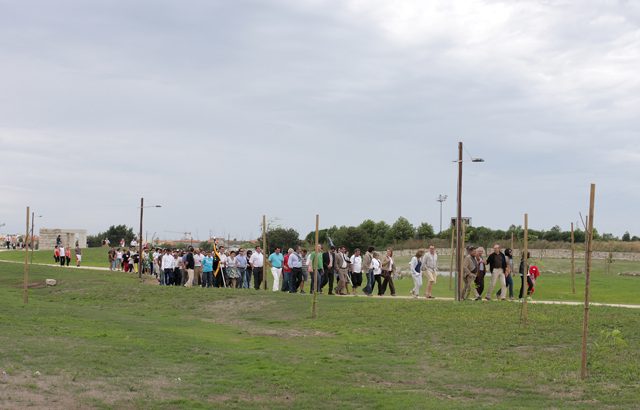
[282, 271, 291, 292]
[363, 269, 374, 294]
[310, 269, 324, 293]
[242, 268, 252, 288]
[202, 271, 213, 288]
[163, 269, 172, 286]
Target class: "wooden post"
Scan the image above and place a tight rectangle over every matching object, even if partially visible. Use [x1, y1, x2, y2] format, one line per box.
[30, 211, 35, 265]
[262, 215, 268, 290]
[23, 207, 30, 304]
[139, 197, 144, 279]
[521, 213, 529, 325]
[311, 214, 320, 319]
[571, 222, 576, 295]
[455, 141, 463, 301]
[510, 232, 514, 252]
[448, 224, 455, 291]
[581, 184, 596, 380]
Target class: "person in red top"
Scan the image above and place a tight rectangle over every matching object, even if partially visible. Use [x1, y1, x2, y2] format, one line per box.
[282, 248, 293, 292]
[65, 247, 71, 266]
[54, 246, 60, 263]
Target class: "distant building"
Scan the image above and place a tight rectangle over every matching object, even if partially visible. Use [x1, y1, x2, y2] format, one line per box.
[39, 229, 87, 249]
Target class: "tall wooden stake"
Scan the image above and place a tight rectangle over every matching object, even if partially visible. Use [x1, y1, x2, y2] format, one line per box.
[571, 222, 576, 294]
[311, 214, 319, 319]
[520, 213, 529, 325]
[23, 206, 30, 304]
[455, 141, 463, 301]
[262, 215, 268, 290]
[510, 232, 514, 251]
[448, 224, 455, 291]
[30, 211, 35, 265]
[139, 197, 144, 279]
[581, 184, 596, 380]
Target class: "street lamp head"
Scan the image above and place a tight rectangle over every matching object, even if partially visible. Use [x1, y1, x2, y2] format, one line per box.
[471, 158, 485, 163]
[154, 205, 162, 208]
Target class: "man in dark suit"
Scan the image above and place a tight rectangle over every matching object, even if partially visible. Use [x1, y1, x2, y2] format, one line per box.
[322, 246, 336, 295]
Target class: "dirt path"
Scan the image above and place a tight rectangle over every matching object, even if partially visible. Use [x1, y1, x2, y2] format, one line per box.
[2, 260, 639, 309]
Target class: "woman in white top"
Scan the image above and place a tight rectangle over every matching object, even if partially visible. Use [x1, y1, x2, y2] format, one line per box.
[226, 251, 240, 288]
[409, 250, 425, 298]
[349, 249, 363, 295]
[371, 252, 383, 296]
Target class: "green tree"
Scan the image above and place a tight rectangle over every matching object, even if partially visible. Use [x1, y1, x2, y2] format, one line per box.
[622, 231, 631, 242]
[389, 217, 415, 242]
[264, 228, 300, 252]
[358, 219, 377, 239]
[373, 221, 391, 247]
[105, 225, 135, 247]
[416, 222, 435, 240]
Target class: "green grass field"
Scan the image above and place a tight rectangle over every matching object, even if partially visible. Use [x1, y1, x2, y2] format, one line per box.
[1, 261, 639, 409]
[2, 248, 639, 304]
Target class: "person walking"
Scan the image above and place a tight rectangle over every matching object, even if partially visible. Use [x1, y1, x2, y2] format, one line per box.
[322, 246, 336, 295]
[161, 249, 174, 286]
[500, 248, 515, 300]
[380, 248, 396, 296]
[334, 246, 349, 295]
[226, 251, 240, 288]
[54, 245, 60, 264]
[193, 249, 204, 287]
[249, 246, 264, 290]
[473, 247, 486, 301]
[184, 247, 196, 287]
[282, 249, 293, 292]
[361, 247, 375, 296]
[462, 247, 478, 300]
[349, 248, 363, 295]
[236, 249, 249, 289]
[486, 244, 507, 301]
[409, 250, 423, 298]
[288, 247, 303, 293]
[421, 245, 438, 299]
[518, 251, 533, 300]
[299, 248, 308, 294]
[64, 246, 71, 266]
[268, 247, 284, 292]
[309, 244, 324, 294]
[75, 245, 82, 267]
[371, 252, 383, 296]
[245, 250, 253, 289]
[202, 251, 214, 288]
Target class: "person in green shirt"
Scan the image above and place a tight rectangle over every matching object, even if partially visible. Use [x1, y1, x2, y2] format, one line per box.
[308, 244, 324, 294]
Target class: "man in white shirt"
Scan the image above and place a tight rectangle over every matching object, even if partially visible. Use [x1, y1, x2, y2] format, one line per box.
[161, 249, 175, 286]
[349, 248, 363, 295]
[193, 249, 204, 287]
[249, 246, 264, 290]
[288, 247, 303, 294]
[421, 245, 438, 299]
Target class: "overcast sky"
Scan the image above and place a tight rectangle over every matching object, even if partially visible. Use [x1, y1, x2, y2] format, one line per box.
[1, 0, 639, 241]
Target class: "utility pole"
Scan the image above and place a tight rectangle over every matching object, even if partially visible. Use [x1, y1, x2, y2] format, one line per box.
[436, 194, 448, 234]
[455, 142, 463, 301]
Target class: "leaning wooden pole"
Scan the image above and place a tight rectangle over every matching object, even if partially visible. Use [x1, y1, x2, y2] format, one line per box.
[581, 184, 596, 380]
[23, 206, 30, 304]
[571, 222, 576, 294]
[448, 224, 455, 290]
[262, 215, 268, 291]
[520, 213, 529, 325]
[311, 214, 320, 319]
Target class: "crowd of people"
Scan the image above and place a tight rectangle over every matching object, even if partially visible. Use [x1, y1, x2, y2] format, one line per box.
[460, 244, 539, 301]
[101, 241, 539, 301]
[104, 243, 410, 296]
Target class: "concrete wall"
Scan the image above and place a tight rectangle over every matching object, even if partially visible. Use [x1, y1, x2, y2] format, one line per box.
[39, 228, 87, 250]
